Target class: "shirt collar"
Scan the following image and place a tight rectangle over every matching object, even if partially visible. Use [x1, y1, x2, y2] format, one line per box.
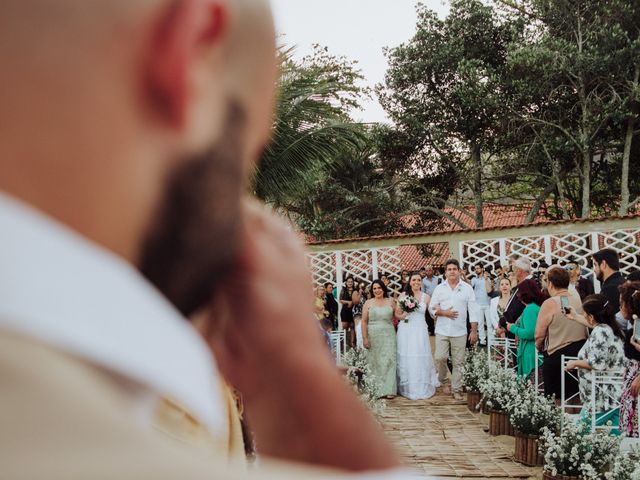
[0, 191, 224, 433]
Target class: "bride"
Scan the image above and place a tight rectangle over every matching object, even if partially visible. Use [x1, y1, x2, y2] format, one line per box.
[395, 272, 439, 400]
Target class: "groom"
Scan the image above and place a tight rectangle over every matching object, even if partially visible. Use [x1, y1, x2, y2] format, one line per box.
[429, 259, 479, 400]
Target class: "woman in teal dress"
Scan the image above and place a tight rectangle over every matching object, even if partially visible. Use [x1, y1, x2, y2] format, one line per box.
[506, 278, 546, 381]
[362, 279, 397, 398]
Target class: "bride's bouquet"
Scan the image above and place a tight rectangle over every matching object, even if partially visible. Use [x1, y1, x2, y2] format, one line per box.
[397, 294, 418, 322]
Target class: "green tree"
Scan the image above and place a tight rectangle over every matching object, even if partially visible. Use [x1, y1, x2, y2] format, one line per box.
[378, 0, 525, 228]
[253, 45, 369, 206]
[501, 0, 640, 217]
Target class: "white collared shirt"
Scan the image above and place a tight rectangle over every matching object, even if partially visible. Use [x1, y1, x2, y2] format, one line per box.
[0, 191, 226, 435]
[429, 280, 478, 337]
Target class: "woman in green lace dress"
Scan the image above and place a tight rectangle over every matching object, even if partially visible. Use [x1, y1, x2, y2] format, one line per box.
[362, 279, 397, 398]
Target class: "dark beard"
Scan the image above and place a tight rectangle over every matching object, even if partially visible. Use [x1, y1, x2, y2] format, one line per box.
[138, 102, 246, 317]
[596, 270, 604, 283]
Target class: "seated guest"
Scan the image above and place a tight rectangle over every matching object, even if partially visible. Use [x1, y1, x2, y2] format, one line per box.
[506, 279, 548, 382]
[565, 295, 626, 434]
[619, 281, 640, 437]
[535, 267, 589, 401]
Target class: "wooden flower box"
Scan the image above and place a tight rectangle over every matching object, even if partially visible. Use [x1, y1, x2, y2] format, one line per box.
[466, 391, 481, 413]
[542, 472, 579, 480]
[514, 431, 544, 466]
[488, 409, 514, 436]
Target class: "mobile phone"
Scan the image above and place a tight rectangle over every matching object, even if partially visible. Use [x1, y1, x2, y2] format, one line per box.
[634, 318, 640, 342]
[560, 296, 570, 314]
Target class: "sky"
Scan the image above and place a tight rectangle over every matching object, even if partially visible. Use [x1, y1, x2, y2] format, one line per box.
[270, 0, 450, 124]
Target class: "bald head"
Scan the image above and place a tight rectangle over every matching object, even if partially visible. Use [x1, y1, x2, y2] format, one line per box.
[0, 0, 277, 313]
[0, 0, 277, 261]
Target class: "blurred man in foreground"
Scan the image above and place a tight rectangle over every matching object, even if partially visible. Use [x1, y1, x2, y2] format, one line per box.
[0, 1, 410, 478]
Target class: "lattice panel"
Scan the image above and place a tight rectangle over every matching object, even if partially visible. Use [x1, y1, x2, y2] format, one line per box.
[341, 249, 374, 286]
[506, 236, 545, 263]
[307, 252, 336, 288]
[597, 230, 640, 276]
[377, 247, 402, 295]
[549, 233, 592, 267]
[461, 239, 501, 273]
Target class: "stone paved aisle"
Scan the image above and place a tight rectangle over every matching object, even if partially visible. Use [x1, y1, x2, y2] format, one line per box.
[379, 393, 542, 479]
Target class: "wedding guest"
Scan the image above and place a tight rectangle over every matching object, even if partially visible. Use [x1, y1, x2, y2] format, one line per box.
[565, 295, 625, 433]
[506, 279, 547, 381]
[325, 282, 339, 330]
[535, 267, 588, 400]
[566, 257, 594, 301]
[619, 281, 640, 437]
[340, 277, 356, 347]
[421, 264, 441, 335]
[395, 273, 438, 400]
[490, 277, 513, 340]
[593, 248, 626, 311]
[353, 283, 367, 349]
[470, 263, 492, 346]
[315, 285, 328, 323]
[362, 280, 397, 398]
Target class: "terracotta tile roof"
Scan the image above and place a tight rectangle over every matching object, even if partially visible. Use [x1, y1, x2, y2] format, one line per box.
[400, 243, 450, 270]
[307, 205, 640, 247]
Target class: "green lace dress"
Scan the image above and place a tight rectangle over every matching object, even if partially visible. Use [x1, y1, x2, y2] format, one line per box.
[367, 304, 397, 396]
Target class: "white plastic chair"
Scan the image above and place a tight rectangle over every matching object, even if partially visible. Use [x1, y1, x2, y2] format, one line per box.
[488, 336, 517, 371]
[329, 330, 346, 365]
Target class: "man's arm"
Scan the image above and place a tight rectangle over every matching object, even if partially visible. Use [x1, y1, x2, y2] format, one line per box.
[205, 201, 399, 471]
[467, 286, 478, 344]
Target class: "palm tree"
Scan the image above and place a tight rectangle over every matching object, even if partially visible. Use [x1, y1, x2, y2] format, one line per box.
[253, 46, 369, 206]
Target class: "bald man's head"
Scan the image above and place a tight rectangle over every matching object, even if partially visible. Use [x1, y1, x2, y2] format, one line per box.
[0, 0, 277, 315]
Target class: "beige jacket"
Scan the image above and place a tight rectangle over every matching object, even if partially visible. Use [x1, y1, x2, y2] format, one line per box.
[0, 331, 338, 480]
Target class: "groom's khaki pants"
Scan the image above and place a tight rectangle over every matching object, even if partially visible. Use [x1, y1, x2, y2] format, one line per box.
[435, 334, 467, 393]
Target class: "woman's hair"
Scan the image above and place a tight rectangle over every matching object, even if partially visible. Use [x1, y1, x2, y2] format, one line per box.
[340, 276, 355, 300]
[619, 281, 640, 319]
[516, 278, 548, 306]
[404, 272, 422, 296]
[546, 266, 570, 290]
[582, 294, 625, 341]
[370, 279, 388, 298]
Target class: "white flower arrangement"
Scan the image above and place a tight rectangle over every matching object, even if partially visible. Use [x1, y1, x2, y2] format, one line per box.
[539, 417, 620, 479]
[343, 348, 386, 415]
[507, 382, 561, 436]
[478, 361, 523, 412]
[461, 347, 491, 393]
[605, 445, 640, 480]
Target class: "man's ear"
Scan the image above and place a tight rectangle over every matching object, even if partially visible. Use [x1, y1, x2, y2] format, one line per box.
[145, 0, 228, 129]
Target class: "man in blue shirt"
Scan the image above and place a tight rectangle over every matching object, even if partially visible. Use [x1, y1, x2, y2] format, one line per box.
[470, 263, 493, 346]
[421, 265, 442, 296]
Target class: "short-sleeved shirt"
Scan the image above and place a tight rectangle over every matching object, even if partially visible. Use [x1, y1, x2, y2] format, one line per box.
[470, 276, 491, 306]
[577, 324, 625, 412]
[421, 276, 441, 296]
[429, 280, 478, 337]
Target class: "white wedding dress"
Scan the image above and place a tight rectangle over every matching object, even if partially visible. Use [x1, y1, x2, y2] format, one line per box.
[396, 293, 439, 400]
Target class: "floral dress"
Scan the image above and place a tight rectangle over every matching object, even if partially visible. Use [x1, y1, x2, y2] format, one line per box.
[577, 325, 625, 422]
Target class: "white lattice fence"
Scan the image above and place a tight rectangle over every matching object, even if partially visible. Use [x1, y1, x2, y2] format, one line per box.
[306, 247, 402, 295]
[460, 228, 640, 287]
[597, 230, 640, 276]
[307, 251, 336, 288]
[549, 233, 592, 267]
[376, 247, 402, 296]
